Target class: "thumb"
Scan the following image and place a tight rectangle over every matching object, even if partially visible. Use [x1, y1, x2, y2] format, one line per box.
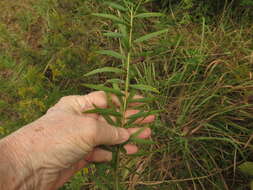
[94, 121, 130, 146]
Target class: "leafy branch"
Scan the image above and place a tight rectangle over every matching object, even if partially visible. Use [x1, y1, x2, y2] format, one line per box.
[84, 1, 165, 189]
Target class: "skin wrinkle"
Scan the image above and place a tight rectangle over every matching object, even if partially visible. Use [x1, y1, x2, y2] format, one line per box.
[0, 91, 154, 190]
[0, 135, 35, 190]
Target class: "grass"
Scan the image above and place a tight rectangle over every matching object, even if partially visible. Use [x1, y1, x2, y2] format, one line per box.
[1, 0, 253, 189]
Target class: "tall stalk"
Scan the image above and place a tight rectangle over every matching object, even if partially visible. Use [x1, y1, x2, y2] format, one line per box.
[114, 5, 134, 190]
[85, 1, 164, 189]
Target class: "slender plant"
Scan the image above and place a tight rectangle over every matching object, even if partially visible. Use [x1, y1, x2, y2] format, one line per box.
[84, 0, 166, 189]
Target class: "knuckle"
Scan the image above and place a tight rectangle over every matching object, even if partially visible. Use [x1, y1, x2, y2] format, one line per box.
[59, 96, 73, 103]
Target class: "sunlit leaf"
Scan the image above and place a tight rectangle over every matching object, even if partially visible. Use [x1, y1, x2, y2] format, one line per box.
[130, 84, 159, 93]
[104, 1, 127, 11]
[135, 12, 164, 18]
[84, 67, 124, 77]
[106, 78, 125, 84]
[83, 84, 124, 96]
[134, 29, 168, 43]
[96, 50, 126, 60]
[238, 162, 253, 176]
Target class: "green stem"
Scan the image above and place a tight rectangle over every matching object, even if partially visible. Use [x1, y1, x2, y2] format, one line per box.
[123, 8, 133, 115]
[114, 6, 134, 190]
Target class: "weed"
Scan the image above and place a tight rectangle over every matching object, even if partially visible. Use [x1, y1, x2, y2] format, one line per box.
[1, 0, 253, 189]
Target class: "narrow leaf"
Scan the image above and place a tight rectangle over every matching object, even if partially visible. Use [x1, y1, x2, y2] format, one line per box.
[92, 13, 125, 24]
[83, 84, 124, 96]
[135, 12, 164, 18]
[134, 29, 168, 43]
[83, 108, 122, 117]
[130, 127, 147, 139]
[128, 110, 160, 120]
[126, 110, 161, 126]
[84, 67, 124, 77]
[104, 2, 127, 11]
[238, 162, 253, 176]
[103, 32, 123, 38]
[130, 84, 159, 93]
[102, 114, 119, 126]
[118, 24, 129, 49]
[96, 50, 126, 60]
[130, 138, 155, 145]
[106, 78, 125, 84]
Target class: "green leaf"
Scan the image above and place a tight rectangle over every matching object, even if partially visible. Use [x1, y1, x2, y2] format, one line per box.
[129, 127, 147, 139]
[118, 23, 129, 49]
[130, 137, 155, 145]
[135, 12, 164, 18]
[238, 162, 253, 176]
[83, 84, 124, 96]
[126, 110, 160, 126]
[83, 108, 122, 117]
[134, 29, 168, 43]
[104, 1, 127, 11]
[103, 32, 123, 38]
[130, 84, 159, 93]
[127, 110, 160, 120]
[102, 114, 118, 126]
[106, 78, 125, 84]
[92, 13, 125, 24]
[84, 67, 124, 77]
[96, 50, 126, 60]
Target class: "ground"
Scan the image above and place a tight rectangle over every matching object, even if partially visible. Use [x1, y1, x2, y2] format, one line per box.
[0, 0, 253, 189]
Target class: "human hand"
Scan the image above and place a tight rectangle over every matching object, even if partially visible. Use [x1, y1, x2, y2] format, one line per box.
[0, 91, 155, 190]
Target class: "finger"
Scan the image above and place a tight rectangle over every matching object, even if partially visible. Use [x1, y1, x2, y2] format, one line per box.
[125, 110, 156, 124]
[80, 91, 144, 112]
[127, 127, 152, 139]
[83, 91, 121, 109]
[94, 121, 130, 146]
[124, 144, 138, 154]
[85, 148, 112, 162]
[49, 91, 145, 114]
[84, 91, 144, 108]
[49, 91, 121, 114]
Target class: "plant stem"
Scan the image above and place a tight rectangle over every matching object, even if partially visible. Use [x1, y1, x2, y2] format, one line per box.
[114, 5, 134, 190]
[123, 7, 133, 116]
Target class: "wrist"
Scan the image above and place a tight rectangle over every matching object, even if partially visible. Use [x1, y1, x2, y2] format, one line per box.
[0, 129, 38, 190]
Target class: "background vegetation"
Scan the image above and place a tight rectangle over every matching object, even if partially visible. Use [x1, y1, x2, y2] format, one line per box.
[1, 0, 253, 189]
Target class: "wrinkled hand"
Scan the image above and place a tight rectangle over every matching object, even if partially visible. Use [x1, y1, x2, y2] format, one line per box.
[1, 91, 154, 190]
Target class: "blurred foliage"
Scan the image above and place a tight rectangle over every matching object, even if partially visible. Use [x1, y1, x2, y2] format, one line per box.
[1, 0, 253, 189]
[158, 0, 253, 23]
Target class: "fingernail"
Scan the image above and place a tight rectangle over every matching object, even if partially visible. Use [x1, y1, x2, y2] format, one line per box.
[119, 128, 130, 142]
